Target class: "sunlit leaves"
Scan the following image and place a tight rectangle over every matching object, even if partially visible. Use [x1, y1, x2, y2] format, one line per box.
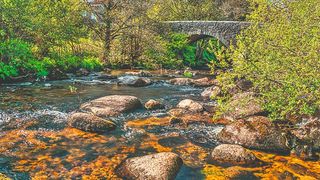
[218, 0, 320, 120]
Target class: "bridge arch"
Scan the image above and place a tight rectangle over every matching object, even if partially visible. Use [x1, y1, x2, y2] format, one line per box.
[165, 21, 250, 47]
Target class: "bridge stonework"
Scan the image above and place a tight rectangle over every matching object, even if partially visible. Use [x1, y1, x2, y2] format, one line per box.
[165, 21, 250, 46]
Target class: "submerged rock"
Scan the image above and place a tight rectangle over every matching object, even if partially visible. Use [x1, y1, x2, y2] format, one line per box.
[217, 116, 289, 151]
[80, 95, 142, 117]
[177, 99, 204, 112]
[118, 76, 152, 87]
[210, 144, 263, 167]
[169, 116, 183, 125]
[168, 108, 212, 125]
[201, 86, 221, 100]
[68, 113, 116, 133]
[144, 99, 164, 110]
[117, 152, 183, 180]
[223, 92, 264, 120]
[224, 166, 257, 179]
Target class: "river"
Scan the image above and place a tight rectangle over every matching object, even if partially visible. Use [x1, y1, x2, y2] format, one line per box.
[0, 70, 319, 179]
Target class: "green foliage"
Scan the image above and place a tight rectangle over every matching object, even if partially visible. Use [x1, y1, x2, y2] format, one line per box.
[217, 0, 320, 120]
[81, 57, 103, 71]
[51, 55, 103, 73]
[183, 71, 193, 78]
[0, 0, 87, 57]
[0, 62, 18, 79]
[26, 59, 49, 77]
[151, 0, 223, 21]
[0, 39, 103, 80]
[68, 85, 78, 93]
[0, 39, 35, 79]
[163, 33, 224, 69]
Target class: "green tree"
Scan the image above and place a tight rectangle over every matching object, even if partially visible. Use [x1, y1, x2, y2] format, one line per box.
[84, 0, 154, 64]
[0, 0, 87, 57]
[217, 0, 320, 120]
[151, 0, 222, 21]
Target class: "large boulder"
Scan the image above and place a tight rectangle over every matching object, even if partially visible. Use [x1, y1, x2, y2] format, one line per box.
[210, 144, 263, 167]
[168, 78, 194, 86]
[144, 99, 164, 110]
[177, 99, 204, 112]
[217, 116, 289, 151]
[80, 95, 142, 117]
[193, 77, 216, 87]
[68, 113, 116, 133]
[118, 76, 152, 87]
[117, 152, 183, 180]
[292, 119, 320, 149]
[201, 86, 221, 100]
[223, 92, 264, 120]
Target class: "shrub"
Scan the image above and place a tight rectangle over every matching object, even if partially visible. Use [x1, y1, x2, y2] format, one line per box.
[0, 39, 37, 79]
[216, 0, 320, 120]
[26, 59, 49, 77]
[0, 39, 103, 80]
[0, 62, 18, 79]
[183, 71, 193, 78]
[57, 55, 81, 71]
[81, 57, 103, 71]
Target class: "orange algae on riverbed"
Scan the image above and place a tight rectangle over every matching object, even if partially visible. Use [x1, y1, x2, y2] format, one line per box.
[1, 125, 320, 179]
[0, 128, 131, 179]
[125, 116, 171, 128]
[203, 151, 320, 179]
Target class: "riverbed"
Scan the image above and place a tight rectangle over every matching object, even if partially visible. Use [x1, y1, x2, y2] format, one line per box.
[0, 70, 319, 179]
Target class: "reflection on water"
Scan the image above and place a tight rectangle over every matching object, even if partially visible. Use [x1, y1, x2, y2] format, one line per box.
[0, 71, 319, 179]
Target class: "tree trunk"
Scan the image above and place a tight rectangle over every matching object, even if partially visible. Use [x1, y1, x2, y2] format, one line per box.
[102, 1, 113, 66]
[103, 28, 111, 65]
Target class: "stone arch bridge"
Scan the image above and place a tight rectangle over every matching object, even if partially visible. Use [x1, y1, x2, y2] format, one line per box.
[164, 21, 251, 46]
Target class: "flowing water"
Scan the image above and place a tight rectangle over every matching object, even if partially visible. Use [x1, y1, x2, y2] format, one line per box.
[0, 70, 319, 180]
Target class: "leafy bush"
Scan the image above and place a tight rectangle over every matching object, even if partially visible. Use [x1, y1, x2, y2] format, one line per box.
[216, 0, 320, 120]
[0, 62, 18, 79]
[26, 59, 49, 77]
[55, 55, 103, 72]
[81, 57, 103, 71]
[0, 39, 37, 79]
[183, 71, 193, 78]
[0, 39, 103, 81]
[165, 33, 223, 68]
